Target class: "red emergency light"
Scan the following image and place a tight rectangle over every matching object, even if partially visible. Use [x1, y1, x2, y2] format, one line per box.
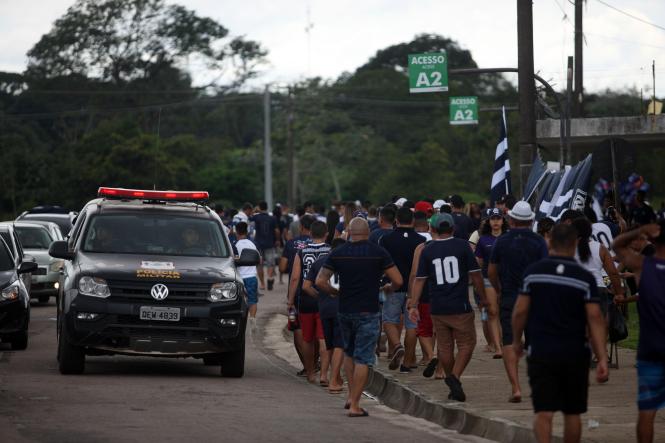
[98, 187, 209, 202]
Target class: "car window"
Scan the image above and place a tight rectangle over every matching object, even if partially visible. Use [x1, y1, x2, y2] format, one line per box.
[24, 214, 72, 236]
[0, 232, 15, 259]
[69, 212, 87, 249]
[16, 226, 53, 249]
[82, 214, 230, 257]
[0, 240, 13, 271]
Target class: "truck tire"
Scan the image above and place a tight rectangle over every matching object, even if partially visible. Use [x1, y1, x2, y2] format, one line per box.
[58, 321, 85, 375]
[220, 344, 245, 378]
[10, 329, 28, 350]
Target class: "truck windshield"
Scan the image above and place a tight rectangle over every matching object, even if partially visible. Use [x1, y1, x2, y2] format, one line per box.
[82, 214, 229, 257]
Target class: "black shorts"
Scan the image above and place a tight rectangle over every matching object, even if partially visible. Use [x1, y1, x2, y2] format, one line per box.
[321, 316, 344, 349]
[527, 357, 590, 414]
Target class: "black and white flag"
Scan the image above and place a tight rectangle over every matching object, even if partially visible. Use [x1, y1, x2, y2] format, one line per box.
[490, 107, 511, 205]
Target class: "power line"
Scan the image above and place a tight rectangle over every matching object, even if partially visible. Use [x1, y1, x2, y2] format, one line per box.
[594, 0, 665, 33]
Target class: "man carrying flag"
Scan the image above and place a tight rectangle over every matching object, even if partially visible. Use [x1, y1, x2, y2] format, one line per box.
[490, 107, 511, 206]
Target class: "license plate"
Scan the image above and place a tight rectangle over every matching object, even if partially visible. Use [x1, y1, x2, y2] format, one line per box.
[139, 306, 180, 322]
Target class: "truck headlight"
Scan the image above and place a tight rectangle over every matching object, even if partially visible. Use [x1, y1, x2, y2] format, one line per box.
[1, 281, 20, 301]
[208, 282, 237, 302]
[78, 276, 111, 298]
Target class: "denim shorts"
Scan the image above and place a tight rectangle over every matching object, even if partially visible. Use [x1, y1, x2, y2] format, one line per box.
[638, 360, 665, 411]
[337, 312, 381, 366]
[382, 292, 417, 329]
[243, 277, 258, 306]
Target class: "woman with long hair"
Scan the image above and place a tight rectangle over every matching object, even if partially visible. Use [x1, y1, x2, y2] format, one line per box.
[571, 217, 624, 325]
[475, 208, 508, 358]
[325, 210, 339, 245]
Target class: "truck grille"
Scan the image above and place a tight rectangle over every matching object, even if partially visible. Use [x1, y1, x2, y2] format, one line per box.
[107, 280, 210, 304]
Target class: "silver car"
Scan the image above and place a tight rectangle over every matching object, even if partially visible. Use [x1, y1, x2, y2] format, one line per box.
[4, 222, 62, 303]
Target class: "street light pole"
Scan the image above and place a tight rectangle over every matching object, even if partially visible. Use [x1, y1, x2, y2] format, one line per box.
[263, 86, 273, 210]
[517, 0, 537, 197]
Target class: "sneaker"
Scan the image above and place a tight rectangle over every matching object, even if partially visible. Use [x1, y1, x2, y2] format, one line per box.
[249, 317, 257, 332]
[445, 375, 466, 402]
[399, 364, 412, 374]
[267, 279, 274, 291]
[388, 345, 405, 370]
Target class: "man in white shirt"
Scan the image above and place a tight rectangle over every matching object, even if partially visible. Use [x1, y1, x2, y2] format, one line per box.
[235, 222, 260, 327]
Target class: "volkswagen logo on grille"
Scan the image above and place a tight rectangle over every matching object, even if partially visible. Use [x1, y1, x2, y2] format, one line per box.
[151, 284, 169, 300]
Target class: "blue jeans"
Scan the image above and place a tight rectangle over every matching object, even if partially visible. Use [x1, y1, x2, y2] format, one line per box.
[337, 312, 380, 366]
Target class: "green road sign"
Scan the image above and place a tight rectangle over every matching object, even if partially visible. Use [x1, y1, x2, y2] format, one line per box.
[408, 52, 448, 93]
[449, 96, 479, 125]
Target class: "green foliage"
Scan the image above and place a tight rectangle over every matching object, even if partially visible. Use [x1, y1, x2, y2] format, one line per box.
[0, 24, 658, 218]
[26, 0, 266, 87]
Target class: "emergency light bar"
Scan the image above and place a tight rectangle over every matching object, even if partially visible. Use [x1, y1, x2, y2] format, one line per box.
[98, 187, 209, 202]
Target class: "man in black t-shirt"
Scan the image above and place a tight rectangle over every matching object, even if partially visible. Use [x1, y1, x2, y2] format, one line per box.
[409, 213, 487, 402]
[317, 218, 402, 418]
[251, 201, 280, 291]
[512, 224, 607, 443]
[449, 194, 473, 241]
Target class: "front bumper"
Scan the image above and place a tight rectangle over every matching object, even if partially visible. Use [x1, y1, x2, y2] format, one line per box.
[65, 295, 246, 356]
[0, 299, 29, 336]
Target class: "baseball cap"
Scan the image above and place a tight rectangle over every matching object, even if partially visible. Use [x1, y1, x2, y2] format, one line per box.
[414, 201, 434, 217]
[483, 207, 503, 219]
[507, 201, 535, 221]
[433, 199, 446, 210]
[430, 212, 455, 229]
[395, 197, 408, 208]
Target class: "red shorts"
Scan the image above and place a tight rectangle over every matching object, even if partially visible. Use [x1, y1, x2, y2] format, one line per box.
[417, 303, 433, 338]
[299, 312, 324, 343]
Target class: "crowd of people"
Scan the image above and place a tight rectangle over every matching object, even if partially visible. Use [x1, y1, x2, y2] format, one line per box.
[216, 192, 664, 443]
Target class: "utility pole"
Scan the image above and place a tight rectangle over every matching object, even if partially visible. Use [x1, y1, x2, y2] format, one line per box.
[517, 0, 536, 197]
[574, 0, 584, 117]
[263, 86, 273, 210]
[286, 87, 295, 209]
[566, 56, 574, 166]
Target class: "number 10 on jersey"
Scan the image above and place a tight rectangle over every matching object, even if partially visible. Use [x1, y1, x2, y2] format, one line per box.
[432, 256, 460, 285]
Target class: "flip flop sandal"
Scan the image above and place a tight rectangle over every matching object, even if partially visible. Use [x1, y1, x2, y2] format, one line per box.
[320, 381, 329, 387]
[344, 402, 350, 410]
[493, 354, 503, 359]
[329, 388, 344, 394]
[423, 358, 439, 378]
[348, 408, 369, 418]
[508, 395, 522, 403]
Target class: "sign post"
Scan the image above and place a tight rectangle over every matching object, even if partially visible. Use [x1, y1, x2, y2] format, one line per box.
[408, 52, 448, 93]
[449, 96, 479, 125]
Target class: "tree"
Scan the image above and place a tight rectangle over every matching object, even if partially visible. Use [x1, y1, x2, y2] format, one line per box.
[26, 0, 266, 89]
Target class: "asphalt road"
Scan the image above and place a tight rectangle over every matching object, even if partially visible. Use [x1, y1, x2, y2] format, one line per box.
[0, 295, 488, 443]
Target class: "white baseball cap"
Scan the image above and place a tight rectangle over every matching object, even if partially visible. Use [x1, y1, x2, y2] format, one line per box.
[433, 199, 450, 210]
[507, 201, 535, 221]
[395, 197, 408, 207]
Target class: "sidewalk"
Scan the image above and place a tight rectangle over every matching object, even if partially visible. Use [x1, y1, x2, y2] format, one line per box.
[261, 283, 664, 442]
[372, 303, 665, 443]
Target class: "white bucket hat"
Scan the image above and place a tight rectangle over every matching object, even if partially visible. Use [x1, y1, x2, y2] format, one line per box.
[507, 200, 535, 221]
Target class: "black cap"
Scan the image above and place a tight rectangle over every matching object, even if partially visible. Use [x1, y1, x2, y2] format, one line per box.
[448, 194, 464, 208]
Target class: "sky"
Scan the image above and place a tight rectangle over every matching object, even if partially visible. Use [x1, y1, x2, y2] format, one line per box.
[1, 0, 664, 94]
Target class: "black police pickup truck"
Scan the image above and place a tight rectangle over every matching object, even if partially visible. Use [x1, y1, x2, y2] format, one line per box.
[49, 188, 259, 377]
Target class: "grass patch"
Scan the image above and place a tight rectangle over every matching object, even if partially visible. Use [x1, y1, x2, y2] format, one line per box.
[619, 302, 639, 351]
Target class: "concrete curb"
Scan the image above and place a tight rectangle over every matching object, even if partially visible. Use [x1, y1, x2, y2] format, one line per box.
[365, 366, 562, 443]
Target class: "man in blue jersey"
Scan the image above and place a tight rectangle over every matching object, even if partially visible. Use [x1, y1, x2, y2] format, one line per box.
[512, 224, 607, 443]
[614, 222, 665, 443]
[409, 213, 487, 402]
[316, 218, 402, 418]
[488, 201, 548, 403]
